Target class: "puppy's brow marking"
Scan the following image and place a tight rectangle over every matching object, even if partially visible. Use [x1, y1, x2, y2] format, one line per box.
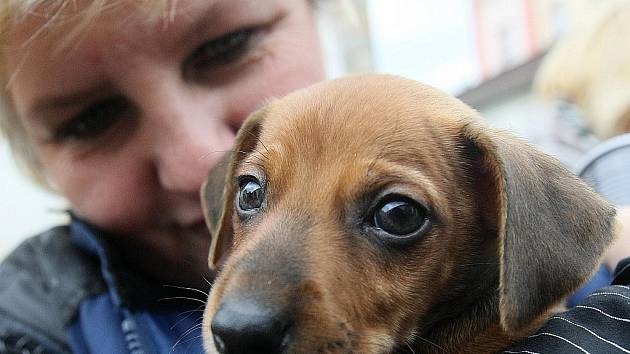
[357, 116, 400, 177]
[244, 129, 271, 162]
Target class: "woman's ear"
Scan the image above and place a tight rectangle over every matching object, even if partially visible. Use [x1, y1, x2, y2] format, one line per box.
[204, 106, 269, 272]
[460, 120, 617, 333]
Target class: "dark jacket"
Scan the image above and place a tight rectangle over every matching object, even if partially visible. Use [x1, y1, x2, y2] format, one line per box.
[501, 133, 630, 353]
[0, 217, 206, 354]
[502, 258, 630, 353]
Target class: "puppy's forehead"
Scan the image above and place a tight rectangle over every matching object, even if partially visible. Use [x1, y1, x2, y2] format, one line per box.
[264, 74, 479, 138]
[258, 74, 480, 160]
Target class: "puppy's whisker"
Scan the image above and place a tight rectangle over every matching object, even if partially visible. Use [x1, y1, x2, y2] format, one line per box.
[409, 335, 447, 353]
[247, 126, 270, 153]
[306, 332, 399, 353]
[179, 323, 203, 340]
[198, 149, 236, 161]
[163, 284, 209, 297]
[170, 307, 205, 331]
[176, 306, 205, 317]
[171, 323, 203, 353]
[249, 150, 270, 168]
[174, 334, 205, 354]
[243, 130, 271, 162]
[256, 137, 272, 160]
[157, 296, 207, 305]
[400, 342, 417, 354]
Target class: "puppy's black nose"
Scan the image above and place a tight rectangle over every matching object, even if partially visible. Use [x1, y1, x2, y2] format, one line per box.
[211, 300, 292, 354]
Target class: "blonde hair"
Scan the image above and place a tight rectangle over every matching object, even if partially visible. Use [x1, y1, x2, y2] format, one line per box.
[0, 0, 171, 187]
[534, 0, 630, 139]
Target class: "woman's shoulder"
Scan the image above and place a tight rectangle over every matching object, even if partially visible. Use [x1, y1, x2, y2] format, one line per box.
[2, 225, 73, 274]
[0, 225, 103, 295]
[0, 226, 105, 353]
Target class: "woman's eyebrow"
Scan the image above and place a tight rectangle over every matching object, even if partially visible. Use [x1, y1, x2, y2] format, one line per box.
[173, 0, 223, 50]
[29, 83, 110, 118]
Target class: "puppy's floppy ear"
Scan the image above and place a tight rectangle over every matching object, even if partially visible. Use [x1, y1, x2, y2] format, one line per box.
[201, 153, 230, 242]
[205, 107, 268, 272]
[460, 121, 616, 333]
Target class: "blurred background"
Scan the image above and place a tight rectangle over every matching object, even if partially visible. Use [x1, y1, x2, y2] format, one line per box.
[1, 0, 625, 258]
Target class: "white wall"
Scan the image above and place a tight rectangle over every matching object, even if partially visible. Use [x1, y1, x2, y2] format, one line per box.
[367, 0, 479, 95]
[0, 142, 68, 260]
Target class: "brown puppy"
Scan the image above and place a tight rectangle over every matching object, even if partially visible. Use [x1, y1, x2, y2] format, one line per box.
[200, 74, 616, 354]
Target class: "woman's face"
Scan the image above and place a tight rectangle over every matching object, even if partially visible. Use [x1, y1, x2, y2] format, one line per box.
[5, 0, 325, 282]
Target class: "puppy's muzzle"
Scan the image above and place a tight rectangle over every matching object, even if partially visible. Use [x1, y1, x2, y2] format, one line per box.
[211, 298, 292, 354]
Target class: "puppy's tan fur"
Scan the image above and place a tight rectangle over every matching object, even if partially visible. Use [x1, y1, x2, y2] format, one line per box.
[201, 74, 616, 354]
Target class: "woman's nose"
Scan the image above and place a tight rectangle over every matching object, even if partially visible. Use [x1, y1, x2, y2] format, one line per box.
[145, 95, 236, 195]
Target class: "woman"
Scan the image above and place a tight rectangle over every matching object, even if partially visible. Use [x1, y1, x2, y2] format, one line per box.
[0, 1, 326, 352]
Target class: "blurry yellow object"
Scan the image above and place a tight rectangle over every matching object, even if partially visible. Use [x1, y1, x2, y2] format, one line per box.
[534, 0, 630, 139]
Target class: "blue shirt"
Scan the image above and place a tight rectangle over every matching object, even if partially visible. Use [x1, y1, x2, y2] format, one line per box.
[68, 217, 205, 354]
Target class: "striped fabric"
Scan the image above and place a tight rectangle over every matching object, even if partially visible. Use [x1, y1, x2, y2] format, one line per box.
[503, 281, 630, 353]
[504, 135, 630, 354]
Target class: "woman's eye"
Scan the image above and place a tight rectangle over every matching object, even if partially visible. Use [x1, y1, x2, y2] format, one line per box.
[371, 196, 429, 237]
[53, 96, 130, 141]
[185, 28, 255, 75]
[238, 177, 264, 212]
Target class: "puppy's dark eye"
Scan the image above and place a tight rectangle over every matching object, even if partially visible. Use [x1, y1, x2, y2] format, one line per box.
[238, 177, 264, 211]
[372, 196, 428, 237]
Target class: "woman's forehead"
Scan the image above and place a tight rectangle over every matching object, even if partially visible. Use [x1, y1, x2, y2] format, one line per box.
[3, 0, 284, 115]
[2, 0, 273, 72]
[1, 0, 179, 87]
[4, 0, 218, 46]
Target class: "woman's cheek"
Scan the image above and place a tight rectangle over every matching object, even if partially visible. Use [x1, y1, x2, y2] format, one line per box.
[47, 153, 158, 233]
[225, 43, 325, 127]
